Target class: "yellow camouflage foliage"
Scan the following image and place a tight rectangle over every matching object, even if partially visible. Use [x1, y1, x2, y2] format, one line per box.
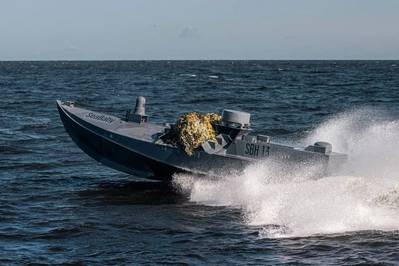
[175, 112, 221, 155]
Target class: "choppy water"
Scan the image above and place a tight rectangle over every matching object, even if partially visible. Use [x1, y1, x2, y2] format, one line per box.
[1, 61, 399, 265]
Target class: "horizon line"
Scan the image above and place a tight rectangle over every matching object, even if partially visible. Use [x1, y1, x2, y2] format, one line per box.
[1, 58, 399, 62]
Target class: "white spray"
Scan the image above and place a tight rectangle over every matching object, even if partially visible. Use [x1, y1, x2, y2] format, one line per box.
[173, 109, 399, 238]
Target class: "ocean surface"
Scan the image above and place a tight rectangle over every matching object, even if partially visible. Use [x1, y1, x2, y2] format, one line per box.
[1, 60, 399, 265]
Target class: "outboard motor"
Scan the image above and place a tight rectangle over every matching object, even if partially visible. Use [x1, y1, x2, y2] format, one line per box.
[126, 96, 148, 123]
[215, 109, 251, 140]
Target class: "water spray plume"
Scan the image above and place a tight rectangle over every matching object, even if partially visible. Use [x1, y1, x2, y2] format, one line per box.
[173, 108, 399, 238]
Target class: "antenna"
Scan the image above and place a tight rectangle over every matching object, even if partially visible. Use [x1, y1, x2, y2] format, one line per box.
[126, 96, 148, 123]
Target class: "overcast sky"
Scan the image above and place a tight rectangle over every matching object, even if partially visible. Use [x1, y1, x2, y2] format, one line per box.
[1, 0, 398, 60]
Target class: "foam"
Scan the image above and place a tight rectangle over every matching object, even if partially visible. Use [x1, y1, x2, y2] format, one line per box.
[173, 109, 399, 238]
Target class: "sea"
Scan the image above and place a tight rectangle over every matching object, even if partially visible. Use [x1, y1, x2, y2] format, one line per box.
[1, 60, 399, 265]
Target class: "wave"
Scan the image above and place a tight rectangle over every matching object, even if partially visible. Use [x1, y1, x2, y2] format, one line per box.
[172, 108, 399, 238]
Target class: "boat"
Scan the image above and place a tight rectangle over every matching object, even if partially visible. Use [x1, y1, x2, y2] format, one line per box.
[57, 97, 347, 181]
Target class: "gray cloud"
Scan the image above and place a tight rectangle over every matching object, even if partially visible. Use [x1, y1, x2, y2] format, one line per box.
[178, 27, 199, 39]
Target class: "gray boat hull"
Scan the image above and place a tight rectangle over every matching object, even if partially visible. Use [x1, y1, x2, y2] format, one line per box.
[57, 100, 347, 181]
[57, 101, 250, 181]
[57, 102, 185, 180]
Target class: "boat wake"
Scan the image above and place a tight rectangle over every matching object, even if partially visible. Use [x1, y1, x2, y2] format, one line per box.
[173, 108, 399, 238]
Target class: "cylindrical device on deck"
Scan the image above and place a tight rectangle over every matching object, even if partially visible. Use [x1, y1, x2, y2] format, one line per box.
[221, 109, 251, 129]
[134, 96, 146, 116]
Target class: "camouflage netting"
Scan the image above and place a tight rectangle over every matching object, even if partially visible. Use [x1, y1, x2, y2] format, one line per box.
[163, 112, 222, 155]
